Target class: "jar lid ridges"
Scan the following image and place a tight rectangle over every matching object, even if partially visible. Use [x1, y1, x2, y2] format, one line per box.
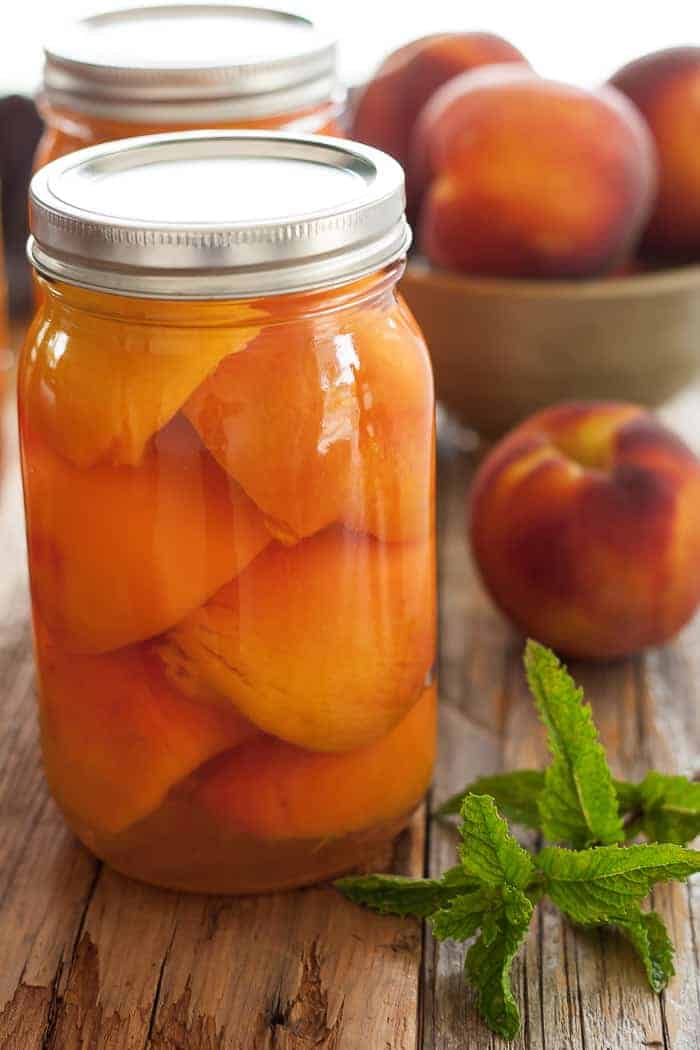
[29, 130, 411, 299]
[42, 5, 341, 123]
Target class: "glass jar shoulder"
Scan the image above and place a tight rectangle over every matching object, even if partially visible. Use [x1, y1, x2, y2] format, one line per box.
[34, 97, 346, 168]
[19, 288, 264, 469]
[21, 274, 434, 501]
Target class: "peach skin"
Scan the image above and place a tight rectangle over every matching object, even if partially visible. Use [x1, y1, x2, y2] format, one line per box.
[23, 286, 261, 468]
[194, 683, 436, 840]
[169, 525, 435, 752]
[36, 625, 259, 836]
[351, 33, 527, 210]
[415, 66, 657, 278]
[184, 319, 358, 542]
[610, 47, 700, 262]
[470, 402, 700, 660]
[23, 415, 270, 653]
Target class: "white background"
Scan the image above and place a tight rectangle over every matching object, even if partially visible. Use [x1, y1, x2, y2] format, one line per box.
[1, 0, 698, 96]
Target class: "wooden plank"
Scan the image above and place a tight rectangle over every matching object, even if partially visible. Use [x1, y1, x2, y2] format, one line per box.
[550, 661, 667, 1050]
[39, 815, 424, 1050]
[642, 620, 700, 1050]
[146, 830, 423, 1050]
[422, 446, 518, 1050]
[0, 395, 102, 1050]
[424, 393, 700, 1049]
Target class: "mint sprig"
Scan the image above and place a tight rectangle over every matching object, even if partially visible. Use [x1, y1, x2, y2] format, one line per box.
[458, 793, 534, 888]
[437, 770, 645, 834]
[439, 645, 700, 850]
[430, 886, 496, 941]
[335, 865, 479, 918]
[535, 842, 700, 923]
[463, 885, 533, 1040]
[432, 795, 536, 1039]
[336, 642, 700, 1040]
[633, 772, 700, 844]
[436, 770, 545, 827]
[615, 909, 675, 993]
[526, 640, 624, 847]
[439, 769, 700, 846]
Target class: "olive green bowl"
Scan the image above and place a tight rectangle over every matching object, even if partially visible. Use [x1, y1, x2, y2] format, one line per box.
[401, 258, 700, 439]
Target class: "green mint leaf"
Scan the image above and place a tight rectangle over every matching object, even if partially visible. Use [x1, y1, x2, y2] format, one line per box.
[459, 794, 535, 890]
[614, 909, 675, 992]
[437, 774, 643, 834]
[335, 866, 479, 918]
[536, 843, 700, 924]
[481, 906, 501, 947]
[441, 865, 483, 891]
[436, 771, 545, 827]
[637, 772, 700, 845]
[614, 778, 643, 814]
[525, 640, 624, 848]
[464, 885, 533, 1040]
[430, 887, 496, 941]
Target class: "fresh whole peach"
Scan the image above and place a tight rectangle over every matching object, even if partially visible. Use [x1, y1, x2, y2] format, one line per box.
[350, 33, 527, 208]
[609, 47, 700, 262]
[470, 402, 700, 660]
[415, 67, 658, 278]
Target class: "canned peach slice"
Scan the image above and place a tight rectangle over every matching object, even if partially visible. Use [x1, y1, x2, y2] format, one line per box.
[194, 683, 436, 840]
[23, 295, 260, 468]
[153, 634, 238, 714]
[24, 415, 270, 653]
[36, 626, 259, 836]
[184, 320, 358, 542]
[344, 297, 435, 542]
[169, 525, 436, 752]
[185, 298, 434, 545]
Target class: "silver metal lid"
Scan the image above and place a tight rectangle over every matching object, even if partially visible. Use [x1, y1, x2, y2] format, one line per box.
[28, 130, 411, 299]
[42, 5, 341, 124]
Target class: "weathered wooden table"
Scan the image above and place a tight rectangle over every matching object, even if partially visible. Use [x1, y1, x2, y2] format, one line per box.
[1, 357, 699, 1049]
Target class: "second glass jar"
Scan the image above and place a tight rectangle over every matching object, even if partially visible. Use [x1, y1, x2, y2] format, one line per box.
[35, 4, 346, 168]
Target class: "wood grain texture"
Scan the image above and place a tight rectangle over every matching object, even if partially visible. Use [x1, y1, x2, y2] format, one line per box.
[1, 365, 699, 1049]
[423, 390, 700, 1050]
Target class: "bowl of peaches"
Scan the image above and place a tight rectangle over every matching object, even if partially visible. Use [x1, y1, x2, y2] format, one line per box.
[351, 37, 700, 438]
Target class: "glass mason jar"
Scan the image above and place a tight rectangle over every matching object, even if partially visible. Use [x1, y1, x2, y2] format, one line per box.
[20, 131, 436, 894]
[35, 5, 346, 169]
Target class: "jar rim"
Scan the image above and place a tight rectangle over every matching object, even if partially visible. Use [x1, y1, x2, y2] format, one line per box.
[35, 260, 406, 326]
[42, 4, 340, 123]
[28, 130, 412, 300]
